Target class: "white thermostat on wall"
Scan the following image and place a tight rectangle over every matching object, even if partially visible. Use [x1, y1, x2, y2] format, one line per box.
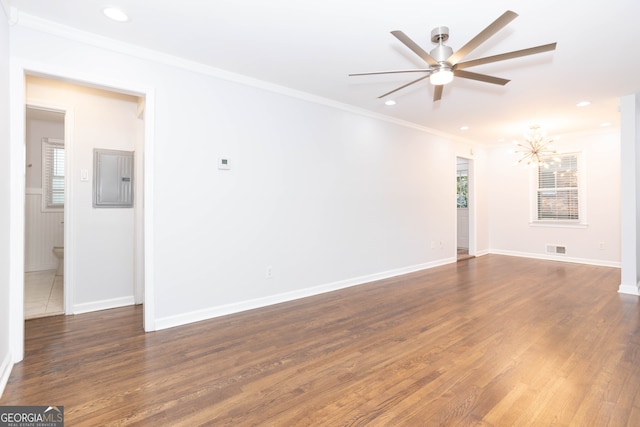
[218, 158, 231, 170]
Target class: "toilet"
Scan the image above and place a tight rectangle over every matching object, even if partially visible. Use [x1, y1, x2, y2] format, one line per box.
[52, 246, 64, 276]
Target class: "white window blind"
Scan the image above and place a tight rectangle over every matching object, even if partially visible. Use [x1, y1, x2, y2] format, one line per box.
[536, 154, 579, 221]
[42, 138, 65, 211]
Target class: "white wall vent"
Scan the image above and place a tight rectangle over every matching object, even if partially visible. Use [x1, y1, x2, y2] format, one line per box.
[546, 244, 566, 255]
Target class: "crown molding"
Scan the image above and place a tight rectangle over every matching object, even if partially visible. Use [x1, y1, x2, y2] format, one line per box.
[15, 12, 472, 144]
[1, 1, 17, 25]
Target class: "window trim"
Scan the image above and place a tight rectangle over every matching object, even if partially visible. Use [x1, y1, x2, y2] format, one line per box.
[529, 151, 587, 228]
[41, 137, 65, 213]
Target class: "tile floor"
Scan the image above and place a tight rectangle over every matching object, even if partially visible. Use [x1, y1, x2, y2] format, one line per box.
[25, 270, 64, 319]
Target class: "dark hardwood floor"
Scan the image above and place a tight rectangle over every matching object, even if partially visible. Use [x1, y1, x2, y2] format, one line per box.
[2, 255, 639, 426]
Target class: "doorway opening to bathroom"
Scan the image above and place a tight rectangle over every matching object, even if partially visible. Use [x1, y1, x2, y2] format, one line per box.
[24, 106, 66, 318]
[22, 75, 146, 325]
[11, 64, 155, 363]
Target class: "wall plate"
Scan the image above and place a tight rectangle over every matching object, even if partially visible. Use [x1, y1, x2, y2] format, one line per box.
[218, 158, 230, 170]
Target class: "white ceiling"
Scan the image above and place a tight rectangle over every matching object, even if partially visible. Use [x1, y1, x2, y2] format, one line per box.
[9, 0, 640, 144]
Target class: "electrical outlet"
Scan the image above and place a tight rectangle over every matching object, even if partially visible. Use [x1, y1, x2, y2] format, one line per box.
[599, 242, 605, 250]
[266, 266, 273, 279]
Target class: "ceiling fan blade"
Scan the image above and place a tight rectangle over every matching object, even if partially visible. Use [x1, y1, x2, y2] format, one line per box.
[391, 30, 439, 67]
[349, 69, 430, 76]
[433, 85, 443, 102]
[454, 69, 510, 85]
[446, 10, 518, 65]
[454, 43, 557, 70]
[377, 74, 431, 98]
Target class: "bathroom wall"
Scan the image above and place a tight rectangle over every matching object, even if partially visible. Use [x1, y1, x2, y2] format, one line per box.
[25, 111, 64, 271]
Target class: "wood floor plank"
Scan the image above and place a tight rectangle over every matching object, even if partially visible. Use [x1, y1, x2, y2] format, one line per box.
[1, 255, 638, 425]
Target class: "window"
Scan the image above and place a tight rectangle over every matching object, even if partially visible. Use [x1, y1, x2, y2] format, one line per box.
[42, 138, 65, 211]
[535, 153, 579, 222]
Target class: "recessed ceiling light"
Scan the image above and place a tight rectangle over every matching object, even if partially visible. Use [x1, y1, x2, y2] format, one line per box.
[600, 122, 611, 127]
[384, 100, 396, 106]
[459, 125, 469, 131]
[103, 7, 129, 22]
[576, 101, 591, 107]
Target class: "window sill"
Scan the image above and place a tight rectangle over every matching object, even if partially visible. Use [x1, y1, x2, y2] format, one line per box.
[529, 221, 588, 229]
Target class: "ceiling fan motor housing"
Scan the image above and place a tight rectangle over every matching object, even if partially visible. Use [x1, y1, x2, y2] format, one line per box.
[430, 26, 453, 62]
[431, 26, 449, 43]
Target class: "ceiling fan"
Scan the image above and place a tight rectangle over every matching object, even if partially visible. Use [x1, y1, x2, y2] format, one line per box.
[349, 10, 557, 102]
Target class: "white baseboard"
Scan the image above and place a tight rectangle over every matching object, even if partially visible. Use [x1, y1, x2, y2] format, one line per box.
[489, 249, 621, 268]
[155, 257, 457, 331]
[618, 283, 640, 296]
[72, 296, 135, 315]
[25, 263, 58, 272]
[0, 350, 13, 399]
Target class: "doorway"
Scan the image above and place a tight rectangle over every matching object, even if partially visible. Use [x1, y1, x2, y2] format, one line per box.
[24, 107, 66, 318]
[10, 64, 156, 363]
[456, 157, 473, 261]
[24, 75, 144, 317]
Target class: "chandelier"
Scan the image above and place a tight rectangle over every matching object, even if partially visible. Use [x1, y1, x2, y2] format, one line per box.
[513, 125, 558, 168]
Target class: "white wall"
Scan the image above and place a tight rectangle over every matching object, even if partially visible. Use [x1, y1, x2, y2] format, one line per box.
[10, 19, 487, 329]
[0, 0, 12, 396]
[487, 131, 621, 266]
[25, 190, 64, 271]
[26, 76, 139, 311]
[151, 84, 463, 324]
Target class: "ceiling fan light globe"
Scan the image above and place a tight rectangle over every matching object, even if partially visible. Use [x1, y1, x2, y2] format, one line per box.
[430, 69, 454, 85]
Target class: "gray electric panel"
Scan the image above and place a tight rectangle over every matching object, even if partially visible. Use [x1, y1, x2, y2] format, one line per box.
[93, 148, 134, 208]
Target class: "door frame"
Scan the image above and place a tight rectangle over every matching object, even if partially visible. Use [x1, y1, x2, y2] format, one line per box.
[9, 60, 157, 363]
